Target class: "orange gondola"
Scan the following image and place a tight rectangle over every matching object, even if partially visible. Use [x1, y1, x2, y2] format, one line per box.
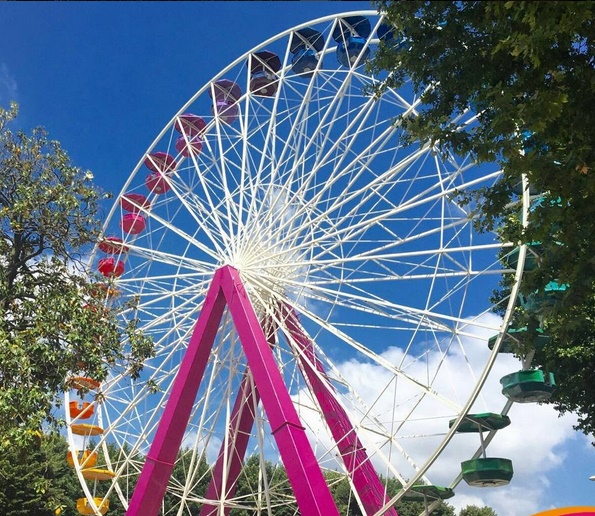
[69, 401, 95, 419]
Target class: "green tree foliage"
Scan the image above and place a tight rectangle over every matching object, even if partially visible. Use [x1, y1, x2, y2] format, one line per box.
[230, 460, 458, 516]
[368, 1, 595, 439]
[326, 470, 364, 515]
[162, 449, 210, 515]
[325, 473, 456, 516]
[393, 497, 455, 516]
[229, 454, 295, 516]
[0, 433, 79, 516]
[83, 444, 209, 516]
[82, 441, 136, 516]
[459, 506, 498, 516]
[0, 103, 154, 448]
[0, 437, 491, 516]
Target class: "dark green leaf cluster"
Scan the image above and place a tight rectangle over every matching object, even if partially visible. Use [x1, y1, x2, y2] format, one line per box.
[0, 433, 80, 516]
[0, 432, 498, 516]
[458, 506, 498, 516]
[368, 0, 595, 442]
[368, 1, 595, 281]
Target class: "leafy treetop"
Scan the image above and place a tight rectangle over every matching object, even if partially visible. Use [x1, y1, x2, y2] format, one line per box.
[368, 1, 595, 440]
[0, 103, 153, 448]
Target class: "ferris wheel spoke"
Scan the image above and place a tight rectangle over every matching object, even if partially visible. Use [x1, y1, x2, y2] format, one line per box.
[163, 164, 237, 256]
[304, 170, 500, 265]
[272, 29, 342, 172]
[305, 85, 392, 186]
[120, 245, 215, 274]
[271, 144, 435, 253]
[125, 204, 223, 264]
[132, 294, 202, 340]
[274, 273, 499, 337]
[239, 74, 372, 256]
[250, 289, 419, 485]
[179, 149, 239, 241]
[249, 279, 460, 415]
[257, 211, 472, 277]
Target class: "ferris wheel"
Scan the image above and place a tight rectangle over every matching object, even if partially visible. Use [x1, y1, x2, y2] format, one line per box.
[63, 11, 535, 516]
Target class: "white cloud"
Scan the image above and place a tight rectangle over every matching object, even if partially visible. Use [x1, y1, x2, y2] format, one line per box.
[182, 429, 222, 465]
[0, 63, 18, 105]
[291, 311, 581, 516]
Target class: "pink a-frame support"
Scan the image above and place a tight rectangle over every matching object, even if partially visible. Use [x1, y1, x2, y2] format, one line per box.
[281, 305, 397, 516]
[126, 265, 397, 515]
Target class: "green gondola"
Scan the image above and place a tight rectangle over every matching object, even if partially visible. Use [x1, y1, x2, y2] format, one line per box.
[449, 413, 511, 433]
[503, 242, 543, 271]
[399, 484, 454, 501]
[511, 179, 540, 196]
[461, 457, 514, 487]
[487, 326, 551, 354]
[518, 280, 569, 313]
[500, 369, 556, 403]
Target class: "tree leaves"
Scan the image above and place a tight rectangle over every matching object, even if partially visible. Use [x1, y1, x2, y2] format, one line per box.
[0, 103, 153, 447]
[368, 1, 595, 441]
[0, 433, 80, 516]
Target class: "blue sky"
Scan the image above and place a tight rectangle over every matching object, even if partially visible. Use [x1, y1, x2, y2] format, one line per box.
[2, 2, 594, 515]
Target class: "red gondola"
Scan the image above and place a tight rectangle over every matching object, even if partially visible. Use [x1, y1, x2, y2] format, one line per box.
[98, 236, 129, 254]
[97, 257, 125, 278]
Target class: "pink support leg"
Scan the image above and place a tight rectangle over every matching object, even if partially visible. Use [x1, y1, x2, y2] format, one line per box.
[221, 267, 339, 516]
[200, 323, 275, 516]
[282, 305, 398, 516]
[127, 269, 228, 516]
[199, 369, 260, 515]
[127, 267, 339, 516]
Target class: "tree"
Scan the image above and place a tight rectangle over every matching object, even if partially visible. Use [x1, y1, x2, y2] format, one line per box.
[230, 454, 295, 516]
[0, 103, 154, 448]
[367, 1, 595, 440]
[230, 457, 463, 515]
[459, 506, 497, 516]
[393, 500, 455, 516]
[162, 448, 210, 515]
[0, 432, 80, 516]
[326, 470, 364, 515]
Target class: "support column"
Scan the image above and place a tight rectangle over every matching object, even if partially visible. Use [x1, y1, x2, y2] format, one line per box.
[127, 269, 228, 516]
[282, 305, 398, 516]
[221, 267, 339, 516]
[200, 320, 276, 515]
[127, 267, 339, 516]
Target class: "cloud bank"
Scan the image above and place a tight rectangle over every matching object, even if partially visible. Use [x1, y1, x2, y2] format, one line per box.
[293, 312, 581, 516]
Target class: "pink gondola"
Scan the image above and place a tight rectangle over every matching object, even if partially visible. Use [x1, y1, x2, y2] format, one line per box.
[175, 135, 203, 157]
[98, 236, 129, 254]
[144, 152, 177, 174]
[174, 113, 207, 137]
[120, 193, 150, 213]
[145, 172, 171, 194]
[97, 257, 125, 278]
[120, 213, 146, 234]
[210, 79, 241, 124]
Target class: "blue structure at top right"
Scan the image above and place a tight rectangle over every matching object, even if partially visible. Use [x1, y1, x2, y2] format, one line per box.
[333, 16, 371, 68]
